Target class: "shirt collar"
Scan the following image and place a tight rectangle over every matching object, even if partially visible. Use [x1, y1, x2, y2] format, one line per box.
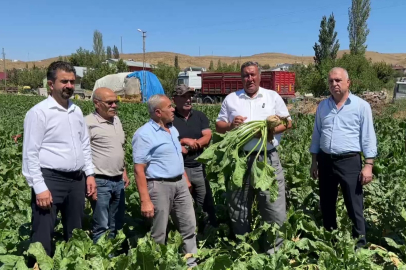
[47, 95, 76, 112]
[174, 108, 193, 119]
[149, 119, 173, 131]
[93, 111, 115, 124]
[238, 87, 264, 99]
[329, 91, 353, 106]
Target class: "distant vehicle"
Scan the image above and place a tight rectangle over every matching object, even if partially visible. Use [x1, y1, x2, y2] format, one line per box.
[185, 70, 296, 104]
[392, 78, 406, 103]
[177, 67, 206, 91]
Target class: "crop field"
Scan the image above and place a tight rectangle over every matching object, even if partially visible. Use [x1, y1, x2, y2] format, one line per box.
[1, 94, 406, 269]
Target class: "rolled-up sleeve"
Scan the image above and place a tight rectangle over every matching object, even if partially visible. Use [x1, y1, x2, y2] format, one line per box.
[81, 116, 95, 176]
[216, 98, 229, 123]
[360, 102, 377, 158]
[275, 94, 292, 120]
[309, 105, 322, 154]
[22, 109, 48, 194]
[132, 132, 152, 164]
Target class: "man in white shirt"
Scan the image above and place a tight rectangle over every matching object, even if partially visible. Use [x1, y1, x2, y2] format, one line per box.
[22, 61, 96, 260]
[216, 61, 292, 254]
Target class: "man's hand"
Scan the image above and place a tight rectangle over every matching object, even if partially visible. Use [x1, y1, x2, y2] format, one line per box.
[141, 200, 155, 218]
[86, 176, 97, 197]
[310, 161, 318, 179]
[123, 173, 130, 188]
[181, 138, 198, 150]
[36, 190, 53, 210]
[230, 116, 247, 129]
[181, 146, 189, 154]
[360, 164, 373, 185]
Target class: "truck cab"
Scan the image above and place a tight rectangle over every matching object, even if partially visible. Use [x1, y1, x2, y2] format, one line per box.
[392, 78, 406, 103]
[177, 66, 206, 91]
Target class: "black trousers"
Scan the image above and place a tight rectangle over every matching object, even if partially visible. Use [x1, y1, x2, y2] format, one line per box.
[317, 151, 366, 247]
[30, 168, 86, 257]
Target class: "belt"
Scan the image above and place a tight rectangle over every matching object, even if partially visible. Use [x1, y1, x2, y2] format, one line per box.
[244, 148, 277, 156]
[41, 168, 83, 179]
[95, 174, 122, 181]
[320, 151, 360, 159]
[148, 175, 183, 182]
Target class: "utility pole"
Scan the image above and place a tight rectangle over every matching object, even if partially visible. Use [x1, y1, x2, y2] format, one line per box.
[2, 48, 6, 90]
[137, 29, 147, 102]
[121, 36, 123, 54]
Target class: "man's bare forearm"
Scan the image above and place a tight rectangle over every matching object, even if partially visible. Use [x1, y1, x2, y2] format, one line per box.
[216, 121, 232, 134]
[134, 164, 151, 202]
[273, 120, 292, 135]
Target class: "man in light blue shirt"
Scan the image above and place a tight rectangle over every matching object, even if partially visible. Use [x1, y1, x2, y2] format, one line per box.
[132, 94, 197, 268]
[309, 67, 377, 249]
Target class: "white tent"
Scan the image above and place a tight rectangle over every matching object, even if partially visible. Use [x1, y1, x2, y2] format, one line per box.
[91, 72, 141, 98]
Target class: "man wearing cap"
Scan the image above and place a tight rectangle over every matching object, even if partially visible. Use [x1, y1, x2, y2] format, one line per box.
[172, 84, 218, 229]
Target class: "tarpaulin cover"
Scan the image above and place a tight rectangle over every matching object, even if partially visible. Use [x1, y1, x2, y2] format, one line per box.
[126, 71, 165, 102]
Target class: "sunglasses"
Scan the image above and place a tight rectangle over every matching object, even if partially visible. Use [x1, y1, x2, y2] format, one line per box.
[95, 98, 120, 106]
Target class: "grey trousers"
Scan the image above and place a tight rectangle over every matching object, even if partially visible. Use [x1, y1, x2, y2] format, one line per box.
[185, 165, 217, 227]
[147, 178, 197, 266]
[227, 150, 286, 253]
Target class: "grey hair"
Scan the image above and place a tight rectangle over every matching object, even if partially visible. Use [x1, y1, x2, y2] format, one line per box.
[329, 67, 349, 80]
[147, 94, 167, 114]
[240, 61, 261, 76]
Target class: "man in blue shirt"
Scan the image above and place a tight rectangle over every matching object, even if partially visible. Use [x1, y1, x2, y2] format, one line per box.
[132, 94, 197, 267]
[309, 67, 377, 248]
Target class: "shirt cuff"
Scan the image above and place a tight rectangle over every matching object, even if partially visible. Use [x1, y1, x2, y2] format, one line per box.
[33, 181, 48, 195]
[84, 169, 95, 176]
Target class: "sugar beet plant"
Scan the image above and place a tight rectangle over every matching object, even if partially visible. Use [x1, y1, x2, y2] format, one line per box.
[0, 95, 406, 269]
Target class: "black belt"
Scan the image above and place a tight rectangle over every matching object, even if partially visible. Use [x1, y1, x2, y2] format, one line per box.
[244, 148, 277, 156]
[41, 168, 83, 179]
[320, 151, 360, 159]
[148, 175, 183, 182]
[95, 174, 122, 181]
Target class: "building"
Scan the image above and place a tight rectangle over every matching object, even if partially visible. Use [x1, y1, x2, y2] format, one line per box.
[105, 58, 153, 72]
[270, 63, 294, 71]
[392, 65, 406, 75]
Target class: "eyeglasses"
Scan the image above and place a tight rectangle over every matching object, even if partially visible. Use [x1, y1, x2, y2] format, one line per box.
[95, 98, 120, 106]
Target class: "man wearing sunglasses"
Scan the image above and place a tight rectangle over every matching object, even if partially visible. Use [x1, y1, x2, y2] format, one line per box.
[85, 87, 129, 244]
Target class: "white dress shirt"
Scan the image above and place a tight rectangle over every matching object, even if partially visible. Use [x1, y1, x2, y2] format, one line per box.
[22, 96, 94, 194]
[216, 87, 291, 151]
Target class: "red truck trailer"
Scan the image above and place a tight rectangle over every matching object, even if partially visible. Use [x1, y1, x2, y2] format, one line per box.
[195, 71, 295, 104]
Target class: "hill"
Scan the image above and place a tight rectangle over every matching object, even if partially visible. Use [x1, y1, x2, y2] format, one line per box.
[2, 50, 406, 70]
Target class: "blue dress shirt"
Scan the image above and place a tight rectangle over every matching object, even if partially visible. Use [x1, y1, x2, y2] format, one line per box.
[309, 93, 377, 158]
[132, 119, 184, 179]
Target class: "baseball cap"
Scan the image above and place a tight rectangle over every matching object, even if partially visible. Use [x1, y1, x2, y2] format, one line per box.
[173, 84, 195, 96]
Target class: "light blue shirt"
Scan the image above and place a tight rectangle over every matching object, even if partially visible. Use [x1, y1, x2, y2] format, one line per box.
[309, 93, 377, 158]
[132, 119, 184, 179]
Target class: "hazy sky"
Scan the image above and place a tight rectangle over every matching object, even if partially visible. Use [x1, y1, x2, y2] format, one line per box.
[1, 0, 405, 61]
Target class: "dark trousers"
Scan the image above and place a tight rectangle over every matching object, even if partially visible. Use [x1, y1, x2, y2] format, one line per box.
[318, 151, 366, 247]
[30, 168, 86, 257]
[185, 165, 218, 227]
[91, 175, 125, 243]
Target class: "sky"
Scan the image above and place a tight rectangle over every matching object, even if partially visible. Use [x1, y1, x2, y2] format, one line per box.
[0, 0, 405, 61]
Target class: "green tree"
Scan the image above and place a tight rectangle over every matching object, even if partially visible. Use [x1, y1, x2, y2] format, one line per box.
[106, 46, 112, 59]
[217, 60, 222, 71]
[113, 45, 120, 59]
[174, 55, 179, 69]
[348, 0, 371, 55]
[208, 60, 214, 71]
[152, 62, 180, 96]
[69, 47, 100, 68]
[116, 59, 129, 72]
[81, 63, 117, 90]
[93, 30, 105, 62]
[261, 64, 271, 70]
[313, 13, 340, 66]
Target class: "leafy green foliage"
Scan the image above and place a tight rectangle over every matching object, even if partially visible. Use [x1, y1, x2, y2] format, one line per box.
[313, 13, 340, 66]
[0, 95, 406, 269]
[348, 0, 371, 56]
[152, 62, 181, 96]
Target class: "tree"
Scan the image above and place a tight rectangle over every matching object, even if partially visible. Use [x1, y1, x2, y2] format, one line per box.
[69, 47, 100, 68]
[348, 0, 371, 55]
[174, 55, 179, 69]
[261, 64, 271, 70]
[113, 45, 120, 59]
[106, 46, 112, 59]
[93, 30, 105, 61]
[116, 59, 129, 72]
[217, 60, 222, 71]
[208, 60, 214, 71]
[313, 13, 340, 66]
[81, 63, 117, 90]
[152, 62, 180, 96]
